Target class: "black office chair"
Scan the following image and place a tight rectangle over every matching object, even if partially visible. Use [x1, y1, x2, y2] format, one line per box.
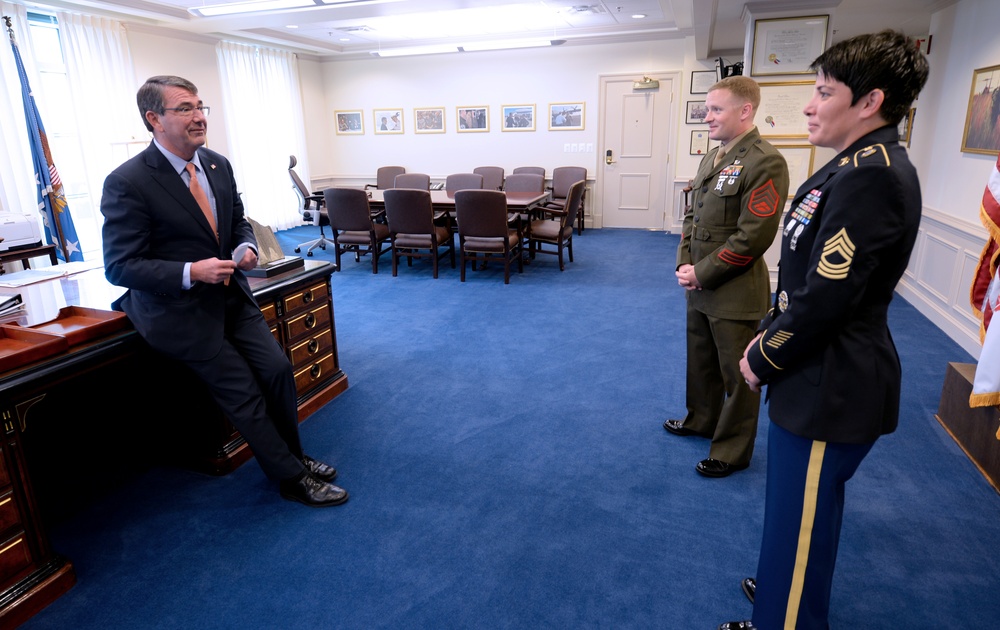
[289, 155, 330, 256]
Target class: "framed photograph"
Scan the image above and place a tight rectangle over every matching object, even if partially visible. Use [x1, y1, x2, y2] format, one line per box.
[457, 106, 489, 132]
[373, 108, 404, 134]
[334, 110, 364, 135]
[690, 130, 710, 156]
[690, 70, 717, 94]
[685, 100, 708, 124]
[502, 104, 535, 131]
[961, 65, 1000, 155]
[414, 107, 445, 134]
[757, 81, 814, 138]
[549, 102, 585, 130]
[773, 144, 816, 198]
[898, 108, 915, 146]
[751, 15, 829, 76]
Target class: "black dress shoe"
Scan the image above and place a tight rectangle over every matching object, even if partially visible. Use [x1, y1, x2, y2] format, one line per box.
[280, 474, 349, 507]
[742, 577, 756, 604]
[718, 622, 755, 630]
[303, 455, 337, 482]
[695, 458, 749, 478]
[663, 419, 709, 437]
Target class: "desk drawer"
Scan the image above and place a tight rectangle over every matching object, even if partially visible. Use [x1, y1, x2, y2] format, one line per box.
[293, 353, 335, 393]
[0, 535, 31, 580]
[0, 494, 20, 536]
[282, 282, 328, 317]
[288, 329, 334, 369]
[260, 302, 277, 326]
[283, 304, 330, 343]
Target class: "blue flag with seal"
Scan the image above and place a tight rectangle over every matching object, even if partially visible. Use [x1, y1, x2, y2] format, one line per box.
[9, 28, 83, 263]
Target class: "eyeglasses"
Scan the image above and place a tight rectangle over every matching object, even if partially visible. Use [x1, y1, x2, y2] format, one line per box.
[163, 105, 210, 117]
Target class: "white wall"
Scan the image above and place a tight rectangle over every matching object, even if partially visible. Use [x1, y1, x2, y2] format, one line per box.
[307, 38, 708, 187]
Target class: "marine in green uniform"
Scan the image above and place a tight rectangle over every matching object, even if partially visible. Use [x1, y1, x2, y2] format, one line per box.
[665, 76, 790, 478]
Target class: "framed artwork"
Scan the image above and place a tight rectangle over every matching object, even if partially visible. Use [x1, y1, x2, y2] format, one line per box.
[961, 64, 1000, 155]
[502, 104, 535, 131]
[750, 15, 829, 76]
[773, 144, 816, 198]
[549, 102, 585, 130]
[690, 130, 710, 156]
[690, 70, 717, 94]
[414, 107, 445, 134]
[457, 106, 489, 132]
[334, 110, 364, 135]
[685, 100, 708, 124]
[757, 81, 814, 138]
[373, 108, 404, 134]
[898, 108, 915, 147]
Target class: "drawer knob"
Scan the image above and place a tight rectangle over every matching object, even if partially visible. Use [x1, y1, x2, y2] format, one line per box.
[307, 339, 319, 354]
[310, 364, 322, 379]
[302, 290, 313, 304]
[304, 313, 316, 329]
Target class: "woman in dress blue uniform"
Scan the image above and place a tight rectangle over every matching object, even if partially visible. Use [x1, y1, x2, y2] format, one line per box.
[719, 31, 930, 630]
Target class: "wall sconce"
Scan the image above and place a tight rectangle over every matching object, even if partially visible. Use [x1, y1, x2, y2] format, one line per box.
[633, 76, 659, 90]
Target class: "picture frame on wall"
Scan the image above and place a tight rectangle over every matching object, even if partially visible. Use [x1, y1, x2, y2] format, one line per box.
[457, 106, 489, 132]
[750, 15, 829, 76]
[898, 108, 915, 146]
[756, 81, 814, 138]
[773, 144, 816, 198]
[414, 107, 445, 134]
[961, 64, 1000, 155]
[334, 110, 364, 135]
[685, 100, 708, 124]
[549, 102, 585, 130]
[690, 130, 710, 155]
[690, 70, 717, 94]
[373, 108, 404, 134]
[502, 104, 535, 131]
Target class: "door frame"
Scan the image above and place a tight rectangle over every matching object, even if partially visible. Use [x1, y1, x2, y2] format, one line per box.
[594, 70, 681, 230]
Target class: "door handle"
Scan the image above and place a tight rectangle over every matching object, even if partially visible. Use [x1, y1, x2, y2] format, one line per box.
[605, 149, 615, 165]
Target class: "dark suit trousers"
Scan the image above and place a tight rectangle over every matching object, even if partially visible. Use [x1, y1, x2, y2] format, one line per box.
[683, 305, 760, 466]
[184, 283, 306, 481]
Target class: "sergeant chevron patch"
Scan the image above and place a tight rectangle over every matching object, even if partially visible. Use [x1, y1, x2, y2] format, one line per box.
[748, 179, 780, 217]
[817, 227, 855, 280]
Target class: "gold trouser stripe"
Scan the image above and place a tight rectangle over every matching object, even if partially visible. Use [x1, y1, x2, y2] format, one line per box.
[784, 440, 827, 629]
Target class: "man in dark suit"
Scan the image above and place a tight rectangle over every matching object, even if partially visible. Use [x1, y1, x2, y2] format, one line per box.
[665, 76, 789, 478]
[101, 75, 348, 507]
[720, 31, 929, 629]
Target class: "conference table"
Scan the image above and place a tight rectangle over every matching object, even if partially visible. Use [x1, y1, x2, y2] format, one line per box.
[365, 188, 550, 217]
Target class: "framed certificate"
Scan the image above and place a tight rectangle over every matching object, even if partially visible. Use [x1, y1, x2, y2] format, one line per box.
[773, 144, 816, 198]
[757, 81, 814, 138]
[690, 130, 710, 155]
[690, 70, 717, 94]
[751, 15, 829, 77]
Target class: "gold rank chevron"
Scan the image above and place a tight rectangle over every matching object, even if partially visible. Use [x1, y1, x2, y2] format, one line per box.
[765, 330, 793, 349]
[817, 227, 855, 280]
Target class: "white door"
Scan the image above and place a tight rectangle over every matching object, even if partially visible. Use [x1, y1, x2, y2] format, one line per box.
[598, 73, 677, 229]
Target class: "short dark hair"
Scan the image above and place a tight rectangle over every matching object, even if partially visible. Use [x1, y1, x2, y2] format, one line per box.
[137, 75, 199, 132]
[810, 30, 929, 126]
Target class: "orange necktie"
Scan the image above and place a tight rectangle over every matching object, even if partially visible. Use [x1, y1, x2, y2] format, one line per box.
[186, 162, 218, 241]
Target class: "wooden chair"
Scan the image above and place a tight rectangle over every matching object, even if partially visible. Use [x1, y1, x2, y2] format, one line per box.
[529, 180, 584, 271]
[364, 166, 405, 190]
[455, 190, 522, 284]
[324, 187, 391, 274]
[543, 166, 587, 235]
[473, 166, 505, 191]
[394, 173, 431, 190]
[384, 189, 455, 278]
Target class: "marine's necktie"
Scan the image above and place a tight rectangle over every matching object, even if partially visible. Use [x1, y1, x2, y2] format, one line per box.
[713, 144, 727, 168]
[186, 162, 218, 241]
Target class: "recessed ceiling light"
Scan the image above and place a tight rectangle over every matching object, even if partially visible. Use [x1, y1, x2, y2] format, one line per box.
[285, 24, 298, 28]
[632, 14, 646, 19]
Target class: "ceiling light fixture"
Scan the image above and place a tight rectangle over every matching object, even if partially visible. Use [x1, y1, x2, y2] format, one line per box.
[191, 0, 319, 18]
[632, 14, 646, 19]
[460, 39, 565, 52]
[372, 44, 460, 57]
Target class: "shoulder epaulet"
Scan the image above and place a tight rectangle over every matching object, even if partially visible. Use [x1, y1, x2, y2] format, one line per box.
[850, 143, 890, 168]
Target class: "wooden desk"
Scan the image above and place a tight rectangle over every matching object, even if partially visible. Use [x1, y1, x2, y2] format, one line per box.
[0, 260, 347, 626]
[0, 244, 58, 275]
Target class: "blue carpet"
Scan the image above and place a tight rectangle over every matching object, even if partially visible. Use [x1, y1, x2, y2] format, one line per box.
[24, 227, 999, 629]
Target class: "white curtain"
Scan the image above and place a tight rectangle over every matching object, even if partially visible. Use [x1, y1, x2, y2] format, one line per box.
[0, 3, 42, 218]
[216, 40, 309, 231]
[56, 11, 143, 214]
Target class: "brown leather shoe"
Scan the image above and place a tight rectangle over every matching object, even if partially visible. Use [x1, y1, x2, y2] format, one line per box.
[695, 458, 749, 478]
[280, 474, 349, 507]
[663, 419, 709, 437]
[303, 455, 337, 482]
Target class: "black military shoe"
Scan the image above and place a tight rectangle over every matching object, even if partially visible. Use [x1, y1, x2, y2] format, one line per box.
[303, 455, 338, 482]
[742, 577, 756, 604]
[280, 474, 348, 507]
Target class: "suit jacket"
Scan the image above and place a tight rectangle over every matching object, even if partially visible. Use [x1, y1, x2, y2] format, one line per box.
[677, 127, 789, 320]
[746, 125, 922, 443]
[101, 143, 258, 362]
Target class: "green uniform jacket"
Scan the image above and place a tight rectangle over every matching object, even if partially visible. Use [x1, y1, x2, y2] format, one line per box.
[677, 127, 789, 320]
